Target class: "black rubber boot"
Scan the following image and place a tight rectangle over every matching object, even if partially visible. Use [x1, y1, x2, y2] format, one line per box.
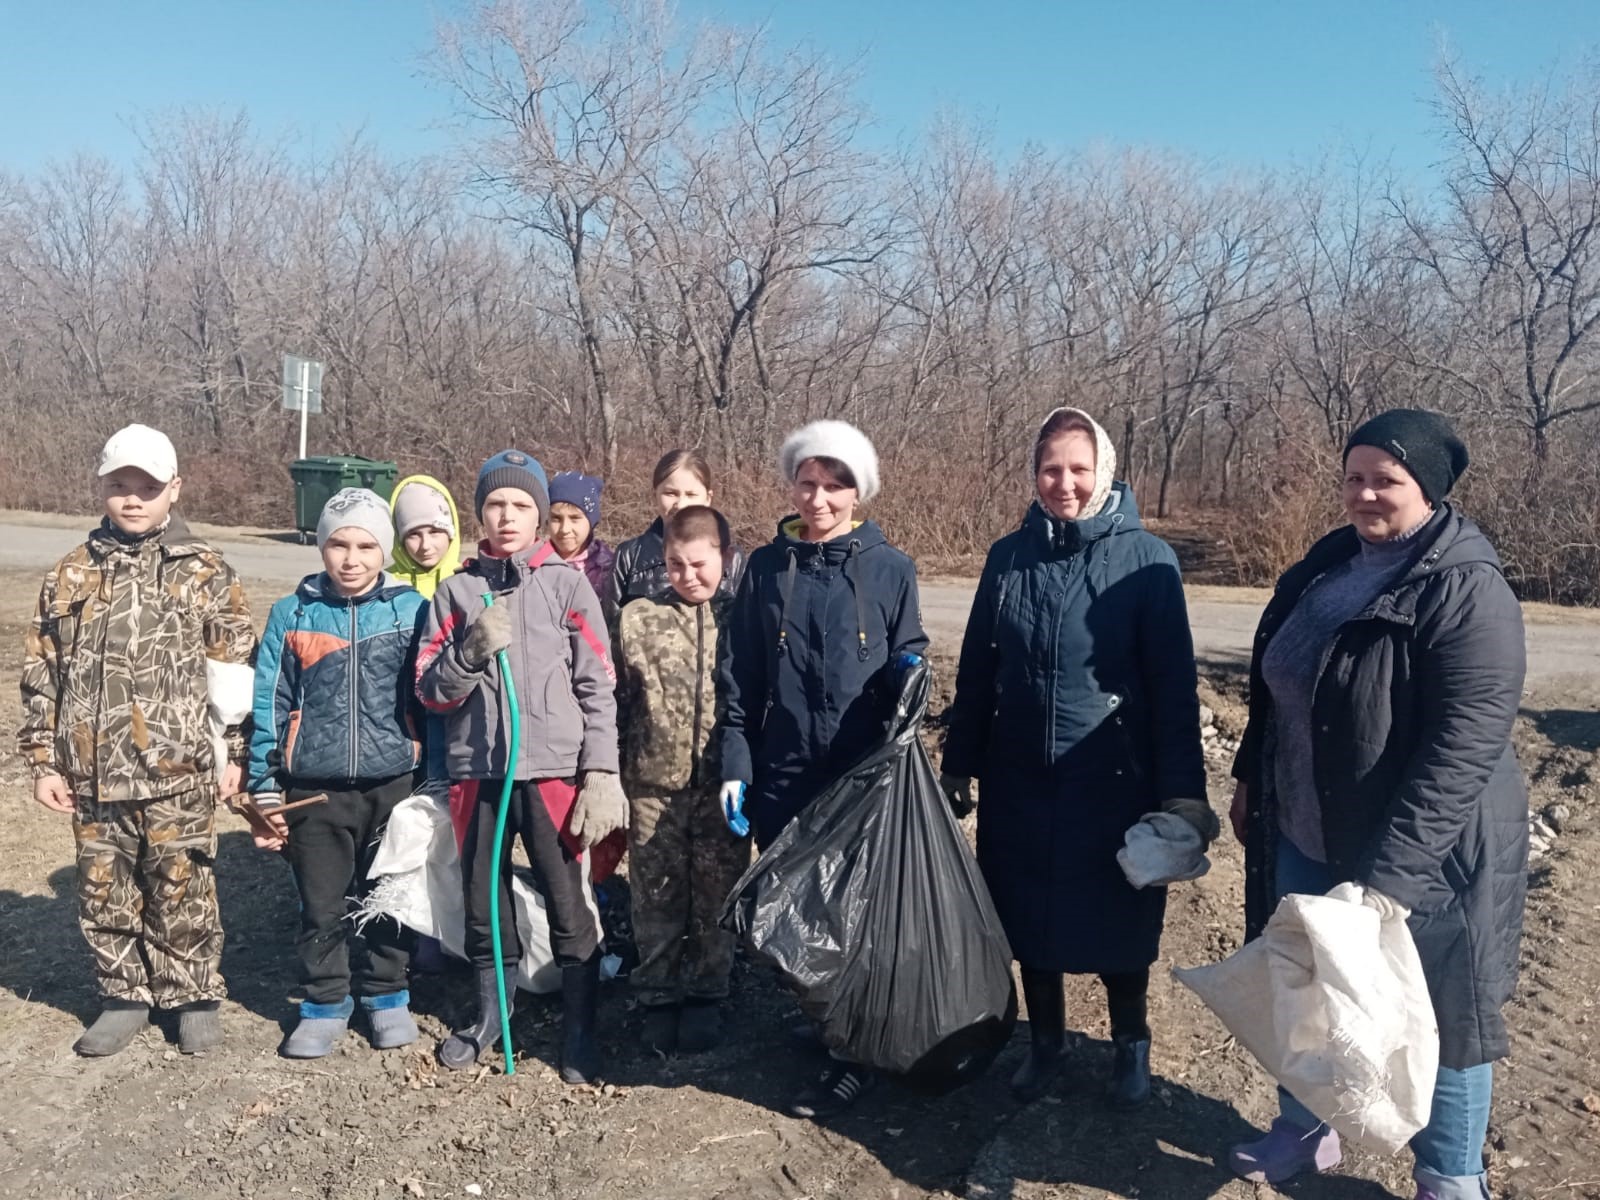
[439, 966, 514, 1071]
[559, 951, 603, 1085]
[74, 1000, 150, 1057]
[677, 1000, 723, 1054]
[1105, 1034, 1152, 1110]
[640, 1004, 678, 1055]
[1011, 967, 1066, 1103]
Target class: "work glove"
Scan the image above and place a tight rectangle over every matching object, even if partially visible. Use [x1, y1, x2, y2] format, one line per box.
[568, 770, 628, 847]
[940, 773, 975, 819]
[1161, 796, 1221, 847]
[1358, 886, 1411, 923]
[720, 781, 750, 838]
[461, 601, 513, 670]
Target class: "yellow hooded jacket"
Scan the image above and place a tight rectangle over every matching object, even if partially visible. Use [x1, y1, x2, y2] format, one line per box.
[389, 474, 462, 599]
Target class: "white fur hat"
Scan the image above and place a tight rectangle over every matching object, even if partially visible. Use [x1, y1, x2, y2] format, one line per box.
[778, 419, 881, 502]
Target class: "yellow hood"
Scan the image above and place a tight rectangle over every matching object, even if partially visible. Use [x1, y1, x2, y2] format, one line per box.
[389, 473, 462, 599]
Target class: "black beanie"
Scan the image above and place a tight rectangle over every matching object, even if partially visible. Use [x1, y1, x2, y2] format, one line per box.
[1343, 409, 1469, 503]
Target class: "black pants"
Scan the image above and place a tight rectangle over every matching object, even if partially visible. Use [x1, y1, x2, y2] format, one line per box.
[460, 779, 602, 970]
[1100, 968, 1151, 1040]
[284, 776, 415, 1006]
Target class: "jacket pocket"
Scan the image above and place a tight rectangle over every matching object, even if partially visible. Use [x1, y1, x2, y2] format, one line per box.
[541, 669, 584, 762]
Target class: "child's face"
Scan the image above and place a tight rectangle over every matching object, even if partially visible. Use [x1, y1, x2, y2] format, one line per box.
[100, 468, 180, 535]
[403, 526, 451, 569]
[481, 487, 543, 556]
[547, 502, 593, 560]
[665, 535, 723, 604]
[655, 468, 710, 518]
[322, 528, 386, 597]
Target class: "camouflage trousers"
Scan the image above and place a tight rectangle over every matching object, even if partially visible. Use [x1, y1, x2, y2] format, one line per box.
[72, 788, 224, 1007]
[628, 787, 751, 1007]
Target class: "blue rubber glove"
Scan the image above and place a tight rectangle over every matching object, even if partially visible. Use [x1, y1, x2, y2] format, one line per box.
[720, 781, 750, 838]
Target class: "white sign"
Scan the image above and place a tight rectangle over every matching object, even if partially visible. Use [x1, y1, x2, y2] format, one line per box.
[281, 354, 324, 414]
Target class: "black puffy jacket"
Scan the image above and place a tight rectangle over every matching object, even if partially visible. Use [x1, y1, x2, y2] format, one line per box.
[1234, 505, 1528, 1068]
[608, 516, 746, 614]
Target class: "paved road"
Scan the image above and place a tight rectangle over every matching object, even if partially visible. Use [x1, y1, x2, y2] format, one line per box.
[2, 519, 1594, 691]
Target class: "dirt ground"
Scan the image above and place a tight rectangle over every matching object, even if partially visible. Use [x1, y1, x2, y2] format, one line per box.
[0, 566, 1596, 1200]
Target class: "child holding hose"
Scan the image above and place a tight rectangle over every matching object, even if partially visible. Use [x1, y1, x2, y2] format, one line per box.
[415, 450, 627, 1083]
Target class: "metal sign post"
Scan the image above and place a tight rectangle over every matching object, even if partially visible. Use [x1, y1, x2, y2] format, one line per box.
[281, 354, 325, 459]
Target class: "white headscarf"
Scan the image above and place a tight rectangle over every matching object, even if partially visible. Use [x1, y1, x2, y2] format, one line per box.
[1034, 407, 1117, 520]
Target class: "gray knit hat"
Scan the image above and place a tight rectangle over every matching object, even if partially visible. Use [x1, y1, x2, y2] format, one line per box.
[317, 488, 395, 559]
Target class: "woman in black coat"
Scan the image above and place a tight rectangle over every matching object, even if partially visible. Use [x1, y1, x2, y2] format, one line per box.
[940, 408, 1212, 1111]
[718, 418, 928, 1121]
[1226, 410, 1527, 1200]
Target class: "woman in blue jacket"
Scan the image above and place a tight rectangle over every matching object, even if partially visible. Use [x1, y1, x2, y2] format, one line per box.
[718, 418, 928, 1119]
[940, 409, 1212, 1111]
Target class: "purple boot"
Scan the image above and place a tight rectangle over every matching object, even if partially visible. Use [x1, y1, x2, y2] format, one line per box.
[1229, 1118, 1342, 1183]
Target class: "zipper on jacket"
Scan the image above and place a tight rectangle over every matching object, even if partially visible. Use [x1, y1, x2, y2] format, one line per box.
[691, 604, 706, 784]
[348, 596, 360, 778]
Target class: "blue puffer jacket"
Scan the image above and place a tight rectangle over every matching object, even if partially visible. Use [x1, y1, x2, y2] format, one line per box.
[719, 517, 928, 843]
[941, 485, 1205, 974]
[248, 573, 429, 792]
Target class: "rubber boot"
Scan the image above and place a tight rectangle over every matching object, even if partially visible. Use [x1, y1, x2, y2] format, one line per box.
[74, 1000, 150, 1057]
[1105, 1034, 1152, 1110]
[559, 951, 603, 1085]
[178, 1000, 224, 1055]
[677, 1000, 723, 1054]
[1011, 967, 1066, 1103]
[438, 966, 514, 1071]
[640, 1004, 679, 1055]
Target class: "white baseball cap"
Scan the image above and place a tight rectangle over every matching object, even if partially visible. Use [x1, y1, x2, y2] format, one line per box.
[98, 424, 179, 483]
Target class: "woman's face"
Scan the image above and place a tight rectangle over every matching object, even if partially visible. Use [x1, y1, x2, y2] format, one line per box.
[791, 458, 858, 542]
[1343, 445, 1432, 542]
[547, 502, 593, 559]
[403, 527, 451, 569]
[655, 468, 711, 517]
[1036, 429, 1098, 520]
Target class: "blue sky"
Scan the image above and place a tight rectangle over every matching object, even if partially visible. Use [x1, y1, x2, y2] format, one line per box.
[2, 0, 1594, 181]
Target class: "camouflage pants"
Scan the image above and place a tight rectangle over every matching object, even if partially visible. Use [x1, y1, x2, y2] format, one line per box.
[629, 787, 751, 1006]
[72, 788, 224, 1007]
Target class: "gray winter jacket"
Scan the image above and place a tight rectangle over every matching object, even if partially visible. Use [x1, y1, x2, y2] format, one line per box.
[416, 540, 619, 781]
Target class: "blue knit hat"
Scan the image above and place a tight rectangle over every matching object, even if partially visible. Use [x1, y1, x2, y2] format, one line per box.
[475, 449, 549, 520]
[548, 471, 603, 527]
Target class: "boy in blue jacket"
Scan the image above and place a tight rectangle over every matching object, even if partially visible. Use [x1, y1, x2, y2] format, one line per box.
[248, 488, 429, 1058]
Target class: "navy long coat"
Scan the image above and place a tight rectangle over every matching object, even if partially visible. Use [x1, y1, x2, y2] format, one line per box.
[942, 486, 1206, 974]
[719, 517, 928, 845]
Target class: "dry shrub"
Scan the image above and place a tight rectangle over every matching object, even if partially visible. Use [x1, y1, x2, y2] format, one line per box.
[1214, 445, 1343, 586]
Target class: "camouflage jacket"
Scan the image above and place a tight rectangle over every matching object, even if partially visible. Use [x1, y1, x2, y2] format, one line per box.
[18, 516, 257, 801]
[615, 594, 727, 793]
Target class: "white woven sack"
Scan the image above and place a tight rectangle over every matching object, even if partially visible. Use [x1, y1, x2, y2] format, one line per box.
[1173, 881, 1439, 1153]
[362, 793, 564, 993]
[205, 660, 255, 783]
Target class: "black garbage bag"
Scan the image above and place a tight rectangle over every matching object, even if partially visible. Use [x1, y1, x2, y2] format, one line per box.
[721, 654, 1016, 1093]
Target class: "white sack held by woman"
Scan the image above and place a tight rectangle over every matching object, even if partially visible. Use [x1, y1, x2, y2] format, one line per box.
[1173, 882, 1439, 1154]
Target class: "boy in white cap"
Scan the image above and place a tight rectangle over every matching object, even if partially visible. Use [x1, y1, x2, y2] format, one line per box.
[18, 424, 258, 1056]
[247, 488, 431, 1058]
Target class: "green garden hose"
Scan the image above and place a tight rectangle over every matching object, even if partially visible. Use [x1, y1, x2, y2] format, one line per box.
[483, 591, 520, 1076]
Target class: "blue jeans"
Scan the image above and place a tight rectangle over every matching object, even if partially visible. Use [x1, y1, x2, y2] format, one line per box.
[1273, 837, 1492, 1195]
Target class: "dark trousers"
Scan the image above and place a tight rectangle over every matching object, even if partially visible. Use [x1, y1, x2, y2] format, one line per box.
[460, 779, 602, 970]
[284, 776, 415, 1006]
[1101, 968, 1151, 1040]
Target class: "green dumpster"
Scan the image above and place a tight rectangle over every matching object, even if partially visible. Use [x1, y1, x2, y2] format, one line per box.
[289, 456, 400, 543]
